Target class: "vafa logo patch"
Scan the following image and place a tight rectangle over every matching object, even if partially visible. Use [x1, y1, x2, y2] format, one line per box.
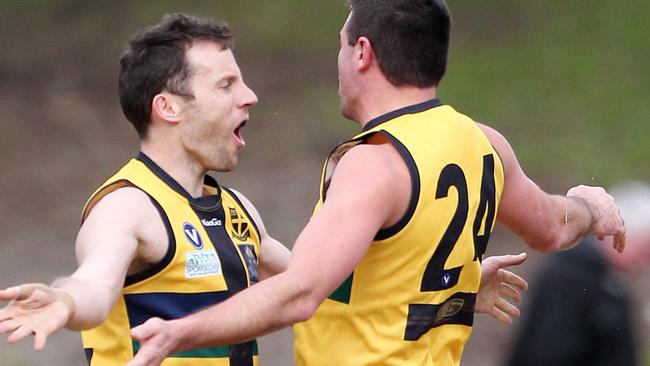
[182, 222, 203, 249]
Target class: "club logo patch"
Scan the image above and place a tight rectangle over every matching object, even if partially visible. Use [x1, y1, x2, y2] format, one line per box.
[438, 298, 465, 320]
[182, 222, 203, 249]
[185, 250, 222, 278]
[228, 207, 250, 241]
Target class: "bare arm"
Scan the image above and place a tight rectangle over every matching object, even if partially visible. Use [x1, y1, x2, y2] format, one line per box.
[0, 187, 159, 350]
[126, 143, 402, 365]
[229, 189, 290, 280]
[478, 123, 625, 252]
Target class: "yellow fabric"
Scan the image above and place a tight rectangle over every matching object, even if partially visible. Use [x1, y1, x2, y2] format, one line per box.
[80, 158, 260, 366]
[294, 102, 504, 366]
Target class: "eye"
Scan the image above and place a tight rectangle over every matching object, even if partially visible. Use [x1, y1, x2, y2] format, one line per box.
[220, 82, 232, 90]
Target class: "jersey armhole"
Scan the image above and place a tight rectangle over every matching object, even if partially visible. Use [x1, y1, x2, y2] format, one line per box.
[374, 130, 421, 241]
[81, 179, 177, 287]
[124, 193, 176, 286]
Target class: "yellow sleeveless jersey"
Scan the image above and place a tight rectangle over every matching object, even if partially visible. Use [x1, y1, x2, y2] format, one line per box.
[80, 153, 261, 366]
[294, 99, 505, 366]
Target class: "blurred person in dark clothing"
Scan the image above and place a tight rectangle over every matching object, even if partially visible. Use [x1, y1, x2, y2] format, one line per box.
[508, 181, 650, 366]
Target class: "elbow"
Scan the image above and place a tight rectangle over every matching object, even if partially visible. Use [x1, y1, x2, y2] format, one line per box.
[290, 297, 320, 323]
[283, 276, 322, 324]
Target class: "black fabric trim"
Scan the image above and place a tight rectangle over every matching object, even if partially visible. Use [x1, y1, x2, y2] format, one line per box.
[229, 343, 254, 366]
[84, 348, 93, 364]
[204, 174, 219, 188]
[221, 187, 261, 242]
[363, 98, 442, 132]
[136, 152, 222, 212]
[124, 193, 176, 286]
[404, 292, 476, 341]
[374, 131, 421, 241]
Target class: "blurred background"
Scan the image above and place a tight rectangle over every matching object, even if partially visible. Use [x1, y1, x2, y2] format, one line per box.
[1, 1, 649, 365]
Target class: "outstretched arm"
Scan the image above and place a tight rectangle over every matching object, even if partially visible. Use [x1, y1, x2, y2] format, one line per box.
[478, 123, 626, 252]
[0, 187, 156, 350]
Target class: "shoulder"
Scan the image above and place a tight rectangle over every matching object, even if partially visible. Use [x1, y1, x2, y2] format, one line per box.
[89, 186, 153, 213]
[339, 134, 407, 175]
[328, 139, 409, 210]
[335, 142, 403, 184]
[475, 122, 519, 178]
[83, 186, 159, 231]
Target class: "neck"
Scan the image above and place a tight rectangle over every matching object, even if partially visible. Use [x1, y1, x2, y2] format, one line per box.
[356, 84, 438, 128]
[140, 139, 206, 198]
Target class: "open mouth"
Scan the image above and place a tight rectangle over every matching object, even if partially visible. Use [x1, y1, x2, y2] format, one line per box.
[234, 120, 247, 146]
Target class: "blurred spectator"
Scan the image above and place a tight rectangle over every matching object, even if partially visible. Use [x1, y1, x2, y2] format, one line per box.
[507, 181, 650, 366]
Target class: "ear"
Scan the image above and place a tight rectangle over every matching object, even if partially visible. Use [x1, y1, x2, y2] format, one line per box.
[355, 36, 375, 72]
[151, 93, 182, 124]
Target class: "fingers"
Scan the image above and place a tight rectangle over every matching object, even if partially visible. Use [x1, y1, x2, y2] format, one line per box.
[127, 339, 165, 366]
[613, 231, 626, 253]
[486, 253, 528, 269]
[128, 318, 170, 366]
[0, 306, 13, 322]
[499, 253, 528, 267]
[34, 330, 48, 352]
[7, 324, 35, 345]
[498, 283, 522, 304]
[499, 269, 528, 292]
[131, 318, 160, 341]
[0, 286, 21, 302]
[495, 297, 520, 320]
[0, 319, 20, 334]
[489, 306, 512, 325]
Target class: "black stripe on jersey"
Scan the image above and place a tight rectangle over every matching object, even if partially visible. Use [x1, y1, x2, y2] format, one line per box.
[374, 131, 421, 241]
[125, 291, 232, 326]
[404, 292, 476, 341]
[191, 205, 249, 293]
[191, 203, 255, 365]
[124, 193, 176, 286]
[221, 187, 261, 241]
[363, 98, 442, 132]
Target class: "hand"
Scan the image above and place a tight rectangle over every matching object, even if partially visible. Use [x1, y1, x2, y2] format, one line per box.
[0, 283, 73, 351]
[475, 253, 528, 325]
[567, 185, 626, 253]
[126, 317, 175, 366]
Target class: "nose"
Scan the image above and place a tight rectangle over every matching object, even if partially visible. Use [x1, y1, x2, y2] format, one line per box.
[240, 83, 258, 108]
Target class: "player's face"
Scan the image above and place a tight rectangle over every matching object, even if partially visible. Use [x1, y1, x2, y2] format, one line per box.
[178, 41, 257, 172]
[337, 14, 358, 122]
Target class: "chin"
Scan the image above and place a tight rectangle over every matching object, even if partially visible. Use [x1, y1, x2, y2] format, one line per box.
[340, 107, 356, 122]
[214, 162, 236, 172]
[208, 158, 237, 173]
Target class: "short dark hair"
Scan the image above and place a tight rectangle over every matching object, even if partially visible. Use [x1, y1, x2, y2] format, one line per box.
[346, 0, 450, 88]
[119, 13, 233, 138]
